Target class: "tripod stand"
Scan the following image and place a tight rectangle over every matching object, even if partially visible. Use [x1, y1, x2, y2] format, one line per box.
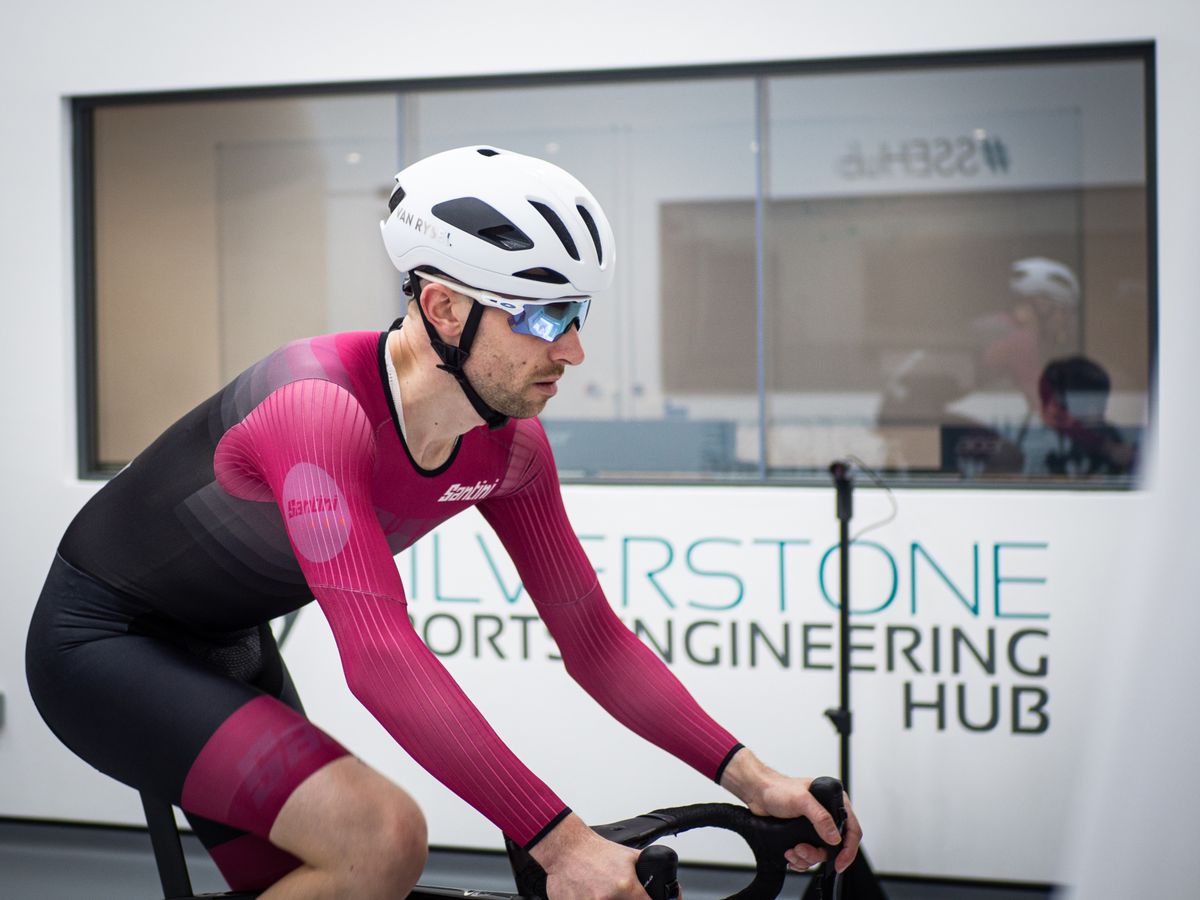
[801, 462, 888, 899]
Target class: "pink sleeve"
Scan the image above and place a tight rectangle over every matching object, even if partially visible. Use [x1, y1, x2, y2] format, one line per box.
[216, 379, 568, 846]
[478, 420, 743, 783]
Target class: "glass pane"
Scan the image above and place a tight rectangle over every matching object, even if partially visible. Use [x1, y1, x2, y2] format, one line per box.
[92, 94, 400, 467]
[409, 79, 760, 479]
[86, 53, 1151, 488]
[763, 60, 1147, 484]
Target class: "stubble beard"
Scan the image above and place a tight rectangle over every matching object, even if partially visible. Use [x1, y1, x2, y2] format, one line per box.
[468, 354, 564, 420]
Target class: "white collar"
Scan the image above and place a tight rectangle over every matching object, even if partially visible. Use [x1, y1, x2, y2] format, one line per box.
[384, 332, 408, 441]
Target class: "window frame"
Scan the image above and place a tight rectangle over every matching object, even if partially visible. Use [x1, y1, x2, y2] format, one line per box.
[72, 42, 1157, 488]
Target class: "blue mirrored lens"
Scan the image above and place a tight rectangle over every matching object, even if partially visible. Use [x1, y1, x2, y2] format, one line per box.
[508, 299, 590, 342]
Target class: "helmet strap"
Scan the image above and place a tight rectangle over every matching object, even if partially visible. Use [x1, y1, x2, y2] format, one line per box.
[410, 272, 510, 430]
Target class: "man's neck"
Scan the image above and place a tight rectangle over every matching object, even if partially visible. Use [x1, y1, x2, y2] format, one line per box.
[388, 326, 483, 469]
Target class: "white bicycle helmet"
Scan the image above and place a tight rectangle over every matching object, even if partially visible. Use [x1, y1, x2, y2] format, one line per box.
[380, 145, 615, 299]
[1010, 257, 1080, 308]
[378, 146, 615, 430]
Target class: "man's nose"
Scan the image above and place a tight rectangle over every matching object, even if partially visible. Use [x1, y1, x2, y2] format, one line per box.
[550, 323, 585, 366]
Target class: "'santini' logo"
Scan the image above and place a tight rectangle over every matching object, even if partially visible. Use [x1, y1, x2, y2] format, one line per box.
[282, 463, 351, 564]
[286, 497, 339, 519]
[437, 480, 498, 502]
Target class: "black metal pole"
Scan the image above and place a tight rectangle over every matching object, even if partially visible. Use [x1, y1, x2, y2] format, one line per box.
[826, 461, 854, 796]
[806, 461, 890, 900]
[140, 792, 193, 899]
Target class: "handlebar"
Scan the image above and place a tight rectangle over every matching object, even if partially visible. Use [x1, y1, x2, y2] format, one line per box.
[506, 841, 679, 900]
[505, 776, 847, 900]
[635, 845, 680, 900]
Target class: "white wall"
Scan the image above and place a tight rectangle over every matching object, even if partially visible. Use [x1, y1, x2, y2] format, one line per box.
[3, 0, 1198, 888]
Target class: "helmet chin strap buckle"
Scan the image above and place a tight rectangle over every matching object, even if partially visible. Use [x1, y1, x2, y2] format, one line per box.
[412, 272, 510, 431]
[430, 340, 469, 371]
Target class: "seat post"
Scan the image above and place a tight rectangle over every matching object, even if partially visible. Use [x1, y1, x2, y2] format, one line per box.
[140, 791, 194, 899]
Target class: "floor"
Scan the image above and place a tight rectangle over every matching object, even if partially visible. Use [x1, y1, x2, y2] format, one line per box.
[0, 817, 1055, 899]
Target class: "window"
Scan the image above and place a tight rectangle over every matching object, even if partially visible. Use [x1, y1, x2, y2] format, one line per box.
[77, 46, 1153, 486]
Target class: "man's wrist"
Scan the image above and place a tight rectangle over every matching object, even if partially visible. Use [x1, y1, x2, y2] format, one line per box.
[526, 811, 597, 873]
[522, 807, 572, 852]
[718, 747, 779, 813]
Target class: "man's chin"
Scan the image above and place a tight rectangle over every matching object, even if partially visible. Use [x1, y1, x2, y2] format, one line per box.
[488, 395, 548, 420]
[510, 400, 549, 420]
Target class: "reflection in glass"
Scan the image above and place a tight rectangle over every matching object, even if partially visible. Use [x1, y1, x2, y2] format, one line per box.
[85, 54, 1151, 486]
[760, 61, 1147, 484]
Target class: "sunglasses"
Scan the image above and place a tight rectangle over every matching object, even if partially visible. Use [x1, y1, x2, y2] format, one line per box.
[416, 270, 590, 343]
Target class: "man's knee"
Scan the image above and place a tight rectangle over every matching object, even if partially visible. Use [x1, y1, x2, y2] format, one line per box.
[368, 786, 428, 889]
[315, 780, 427, 895]
[269, 758, 429, 895]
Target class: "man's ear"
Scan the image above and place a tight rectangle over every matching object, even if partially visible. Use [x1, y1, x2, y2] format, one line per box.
[419, 282, 470, 342]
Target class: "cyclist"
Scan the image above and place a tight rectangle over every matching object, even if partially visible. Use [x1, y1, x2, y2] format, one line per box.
[27, 146, 861, 899]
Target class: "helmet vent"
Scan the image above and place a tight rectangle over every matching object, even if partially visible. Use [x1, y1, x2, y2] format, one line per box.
[388, 184, 406, 213]
[529, 201, 580, 261]
[432, 197, 533, 251]
[513, 267, 569, 285]
[477, 148, 501, 157]
[577, 205, 604, 265]
[480, 225, 534, 252]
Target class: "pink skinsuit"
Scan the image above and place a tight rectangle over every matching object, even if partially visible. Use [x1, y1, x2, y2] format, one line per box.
[59, 324, 741, 856]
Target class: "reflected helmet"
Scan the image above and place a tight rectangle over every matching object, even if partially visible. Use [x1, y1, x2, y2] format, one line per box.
[1010, 257, 1080, 307]
[380, 145, 615, 299]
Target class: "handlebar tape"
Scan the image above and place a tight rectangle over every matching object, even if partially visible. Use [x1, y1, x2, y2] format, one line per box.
[505, 840, 679, 900]
[504, 776, 846, 900]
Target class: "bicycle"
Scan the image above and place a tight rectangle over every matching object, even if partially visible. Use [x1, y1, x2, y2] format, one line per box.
[140, 777, 848, 900]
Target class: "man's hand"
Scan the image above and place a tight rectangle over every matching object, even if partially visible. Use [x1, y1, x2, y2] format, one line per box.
[531, 813, 670, 899]
[720, 748, 863, 874]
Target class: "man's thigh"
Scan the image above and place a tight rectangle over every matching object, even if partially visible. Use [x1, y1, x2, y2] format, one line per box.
[27, 555, 349, 837]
